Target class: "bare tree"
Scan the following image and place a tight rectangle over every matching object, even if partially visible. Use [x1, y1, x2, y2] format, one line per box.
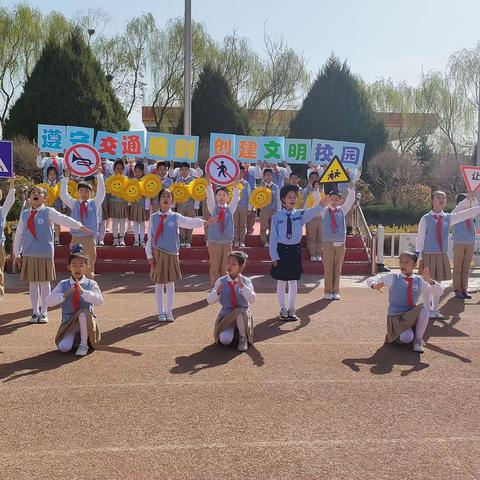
[72, 8, 111, 46]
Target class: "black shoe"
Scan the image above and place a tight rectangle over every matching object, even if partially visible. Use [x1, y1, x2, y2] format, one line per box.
[463, 291, 472, 299]
[454, 291, 465, 299]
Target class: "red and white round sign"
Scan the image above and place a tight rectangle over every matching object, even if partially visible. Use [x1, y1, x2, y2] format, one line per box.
[205, 154, 239, 186]
[64, 143, 101, 177]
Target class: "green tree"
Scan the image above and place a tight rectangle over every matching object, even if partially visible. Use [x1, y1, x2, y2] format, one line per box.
[415, 134, 436, 178]
[3, 28, 129, 140]
[177, 64, 249, 141]
[290, 55, 387, 173]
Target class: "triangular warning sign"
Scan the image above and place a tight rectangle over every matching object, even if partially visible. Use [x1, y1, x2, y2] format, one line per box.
[319, 156, 350, 184]
[460, 165, 480, 193]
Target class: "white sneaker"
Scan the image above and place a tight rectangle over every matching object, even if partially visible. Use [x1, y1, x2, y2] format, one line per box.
[113, 237, 119, 247]
[38, 312, 49, 323]
[233, 242, 240, 248]
[119, 236, 126, 247]
[310, 255, 317, 262]
[185, 242, 191, 248]
[239, 243, 246, 247]
[316, 255, 323, 262]
[140, 240, 146, 247]
[287, 308, 299, 321]
[324, 294, 333, 300]
[332, 293, 341, 300]
[98, 241, 104, 246]
[435, 311, 445, 320]
[158, 312, 167, 322]
[279, 307, 289, 320]
[413, 338, 425, 353]
[133, 239, 140, 247]
[165, 312, 174, 322]
[75, 344, 89, 357]
[264, 242, 269, 247]
[237, 336, 248, 352]
[429, 310, 437, 319]
[29, 314, 40, 324]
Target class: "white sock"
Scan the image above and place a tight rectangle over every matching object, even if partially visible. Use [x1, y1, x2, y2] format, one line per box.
[276, 280, 286, 309]
[287, 280, 298, 310]
[431, 294, 440, 312]
[112, 218, 119, 237]
[39, 282, 51, 314]
[78, 311, 89, 345]
[166, 282, 175, 314]
[155, 284, 165, 314]
[119, 219, 126, 237]
[139, 221, 145, 241]
[415, 306, 429, 339]
[98, 220, 106, 243]
[236, 314, 246, 338]
[29, 282, 40, 315]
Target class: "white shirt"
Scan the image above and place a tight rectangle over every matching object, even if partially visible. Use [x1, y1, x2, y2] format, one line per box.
[169, 166, 203, 180]
[60, 174, 106, 211]
[46, 276, 103, 307]
[0, 188, 15, 222]
[144, 209, 205, 259]
[206, 184, 240, 216]
[367, 272, 444, 305]
[416, 205, 480, 254]
[262, 182, 282, 212]
[254, 164, 291, 181]
[13, 205, 84, 257]
[207, 274, 256, 305]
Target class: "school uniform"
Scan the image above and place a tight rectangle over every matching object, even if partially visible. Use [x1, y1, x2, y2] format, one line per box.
[13, 206, 83, 282]
[60, 175, 105, 278]
[99, 161, 112, 222]
[207, 274, 256, 347]
[367, 272, 443, 344]
[233, 179, 252, 246]
[46, 276, 103, 351]
[124, 162, 137, 179]
[417, 205, 480, 281]
[321, 188, 355, 295]
[207, 185, 240, 285]
[0, 188, 15, 300]
[452, 198, 478, 293]
[145, 209, 205, 284]
[175, 175, 197, 244]
[255, 164, 291, 189]
[244, 166, 257, 234]
[37, 155, 64, 182]
[151, 176, 173, 213]
[269, 201, 325, 281]
[303, 184, 323, 259]
[259, 182, 281, 245]
[128, 196, 150, 222]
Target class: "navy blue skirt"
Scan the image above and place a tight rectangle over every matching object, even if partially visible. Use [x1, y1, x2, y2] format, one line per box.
[271, 243, 303, 281]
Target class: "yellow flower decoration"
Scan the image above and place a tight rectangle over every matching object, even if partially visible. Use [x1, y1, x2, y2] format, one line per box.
[121, 178, 142, 203]
[189, 177, 208, 202]
[295, 192, 304, 209]
[170, 182, 191, 204]
[139, 174, 163, 198]
[68, 179, 79, 200]
[105, 174, 128, 198]
[304, 191, 325, 209]
[37, 183, 59, 206]
[227, 182, 244, 202]
[250, 186, 272, 209]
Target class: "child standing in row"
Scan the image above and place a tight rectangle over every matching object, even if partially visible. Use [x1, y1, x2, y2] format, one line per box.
[46, 166, 63, 245]
[61, 167, 105, 278]
[270, 185, 326, 321]
[416, 190, 480, 318]
[207, 251, 256, 352]
[259, 168, 281, 247]
[151, 161, 173, 214]
[303, 173, 323, 262]
[233, 166, 252, 248]
[146, 189, 217, 322]
[322, 183, 355, 300]
[367, 252, 444, 353]
[242, 163, 257, 235]
[13, 186, 93, 323]
[206, 180, 240, 286]
[109, 160, 129, 247]
[46, 245, 103, 357]
[174, 162, 198, 248]
[0, 176, 15, 301]
[129, 162, 151, 247]
[36, 150, 64, 183]
[452, 193, 478, 299]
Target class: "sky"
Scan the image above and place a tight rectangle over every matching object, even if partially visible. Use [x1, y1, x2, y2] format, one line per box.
[4, 0, 480, 128]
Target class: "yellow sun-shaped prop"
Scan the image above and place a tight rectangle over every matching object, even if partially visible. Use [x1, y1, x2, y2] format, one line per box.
[139, 174, 163, 198]
[189, 177, 208, 202]
[121, 178, 143, 203]
[304, 191, 325, 209]
[37, 183, 59, 206]
[105, 174, 128, 198]
[250, 186, 272, 209]
[67, 179, 79, 200]
[295, 192, 304, 209]
[227, 182, 244, 202]
[170, 182, 191, 204]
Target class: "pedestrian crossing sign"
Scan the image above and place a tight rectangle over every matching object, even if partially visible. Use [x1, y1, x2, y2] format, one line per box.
[319, 156, 350, 184]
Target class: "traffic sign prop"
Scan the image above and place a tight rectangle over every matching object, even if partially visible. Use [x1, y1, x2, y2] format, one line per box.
[460, 165, 480, 193]
[0, 141, 13, 178]
[319, 156, 350, 184]
[205, 154, 240, 186]
[64, 143, 101, 177]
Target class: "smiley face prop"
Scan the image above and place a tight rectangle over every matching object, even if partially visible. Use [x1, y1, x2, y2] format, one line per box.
[227, 182, 244, 202]
[189, 177, 208, 202]
[121, 178, 142, 203]
[139, 174, 163, 198]
[170, 182, 191, 204]
[250, 186, 272, 209]
[105, 174, 128, 198]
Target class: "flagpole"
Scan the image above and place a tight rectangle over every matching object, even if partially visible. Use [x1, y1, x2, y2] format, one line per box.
[183, 0, 192, 136]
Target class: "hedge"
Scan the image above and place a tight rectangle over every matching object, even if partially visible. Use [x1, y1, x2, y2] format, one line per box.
[363, 204, 455, 227]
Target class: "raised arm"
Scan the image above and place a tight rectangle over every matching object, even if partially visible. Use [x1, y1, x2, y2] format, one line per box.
[229, 186, 241, 215]
[48, 208, 85, 231]
[206, 184, 216, 215]
[94, 173, 106, 208]
[340, 187, 355, 214]
[449, 206, 480, 226]
[60, 177, 76, 210]
[177, 214, 205, 229]
[1, 183, 15, 219]
[366, 273, 395, 290]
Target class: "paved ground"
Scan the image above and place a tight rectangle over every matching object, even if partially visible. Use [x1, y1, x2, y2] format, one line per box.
[1, 271, 480, 479]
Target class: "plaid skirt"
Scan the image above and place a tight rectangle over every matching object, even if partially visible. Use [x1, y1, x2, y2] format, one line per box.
[128, 202, 150, 222]
[55, 309, 101, 349]
[419, 253, 451, 281]
[21, 256, 56, 282]
[150, 248, 182, 284]
[386, 304, 424, 343]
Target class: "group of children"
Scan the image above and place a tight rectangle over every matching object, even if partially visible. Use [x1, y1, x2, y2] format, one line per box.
[1, 151, 479, 356]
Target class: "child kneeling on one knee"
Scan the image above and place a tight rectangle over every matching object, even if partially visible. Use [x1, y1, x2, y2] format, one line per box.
[207, 251, 256, 352]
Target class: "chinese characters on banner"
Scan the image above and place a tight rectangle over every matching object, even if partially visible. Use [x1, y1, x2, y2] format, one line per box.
[310, 139, 365, 170]
[285, 139, 311, 164]
[235, 136, 285, 163]
[37, 125, 199, 164]
[209, 133, 236, 157]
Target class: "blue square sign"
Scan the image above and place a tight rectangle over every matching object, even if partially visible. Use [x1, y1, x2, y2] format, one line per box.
[0, 141, 13, 177]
